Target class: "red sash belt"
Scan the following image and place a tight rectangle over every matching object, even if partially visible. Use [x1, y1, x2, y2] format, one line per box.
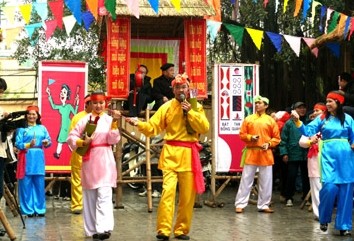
[16, 150, 27, 180]
[308, 144, 319, 158]
[83, 143, 110, 162]
[166, 140, 204, 194]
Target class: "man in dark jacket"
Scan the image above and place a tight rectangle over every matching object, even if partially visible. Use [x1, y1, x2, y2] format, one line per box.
[124, 65, 154, 117]
[151, 63, 175, 110]
[279, 102, 310, 207]
[338, 72, 354, 117]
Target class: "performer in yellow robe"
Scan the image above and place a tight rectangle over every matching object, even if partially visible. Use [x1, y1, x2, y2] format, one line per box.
[126, 73, 209, 241]
[69, 95, 91, 214]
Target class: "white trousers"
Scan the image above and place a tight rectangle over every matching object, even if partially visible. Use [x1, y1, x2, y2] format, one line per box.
[309, 177, 321, 218]
[83, 187, 114, 236]
[235, 165, 273, 210]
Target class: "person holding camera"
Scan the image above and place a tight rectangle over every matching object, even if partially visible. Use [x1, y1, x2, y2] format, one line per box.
[15, 105, 51, 217]
[234, 95, 280, 214]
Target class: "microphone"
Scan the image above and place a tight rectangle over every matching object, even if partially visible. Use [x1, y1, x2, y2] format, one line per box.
[179, 94, 187, 116]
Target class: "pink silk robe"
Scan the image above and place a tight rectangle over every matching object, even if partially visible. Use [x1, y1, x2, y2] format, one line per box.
[67, 113, 120, 189]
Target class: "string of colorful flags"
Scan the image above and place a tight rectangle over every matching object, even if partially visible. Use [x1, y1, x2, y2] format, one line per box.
[209, 0, 354, 58]
[0, 0, 351, 59]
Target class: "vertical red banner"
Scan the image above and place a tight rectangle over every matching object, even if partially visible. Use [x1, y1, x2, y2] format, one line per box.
[38, 61, 88, 173]
[106, 17, 131, 99]
[184, 19, 207, 99]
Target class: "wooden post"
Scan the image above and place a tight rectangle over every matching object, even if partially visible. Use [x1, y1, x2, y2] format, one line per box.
[0, 208, 16, 241]
[115, 100, 124, 209]
[3, 183, 18, 217]
[145, 109, 153, 212]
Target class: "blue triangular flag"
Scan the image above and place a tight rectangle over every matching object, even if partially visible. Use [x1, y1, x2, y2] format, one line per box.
[326, 43, 340, 58]
[266, 32, 282, 53]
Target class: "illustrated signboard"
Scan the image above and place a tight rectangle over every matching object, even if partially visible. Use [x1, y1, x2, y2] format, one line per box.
[213, 63, 259, 172]
[38, 61, 88, 173]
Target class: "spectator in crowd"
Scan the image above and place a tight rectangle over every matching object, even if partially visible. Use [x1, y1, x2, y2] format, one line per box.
[291, 91, 354, 236]
[0, 78, 8, 236]
[126, 73, 209, 241]
[15, 105, 51, 217]
[338, 72, 354, 117]
[67, 91, 121, 240]
[235, 95, 280, 214]
[151, 63, 175, 110]
[69, 94, 92, 214]
[124, 65, 154, 117]
[298, 102, 326, 220]
[279, 101, 310, 207]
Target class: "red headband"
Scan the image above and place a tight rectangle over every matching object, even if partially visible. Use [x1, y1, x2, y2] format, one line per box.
[327, 92, 345, 104]
[313, 104, 326, 112]
[90, 93, 106, 101]
[27, 105, 39, 112]
[171, 73, 189, 87]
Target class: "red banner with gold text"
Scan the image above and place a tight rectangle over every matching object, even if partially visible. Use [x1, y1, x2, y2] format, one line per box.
[106, 17, 131, 99]
[184, 19, 207, 99]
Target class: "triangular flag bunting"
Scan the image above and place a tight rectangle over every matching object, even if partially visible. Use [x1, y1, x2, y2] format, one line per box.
[327, 11, 340, 33]
[246, 28, 264, 50]
[82, 11, 95, 31]
[33, 2, 48, 22]
[294, 0, 303, 17]
[65, 0, 82, 25]
[124, 0, 140, 19]
[148, 0, 159, 14]
[310, 1, 322, 27]
[171, 0, 181, 12]
[302, 0, 312, 21]
[223, 23, 244, 46]
[24, 22, 43, 39]
[266, 32, 282, 53]
[284, 35, 301, 57]
[105, 0, 117, 20]
[45, 19, 57, 40]
[283, 0, 289, 13]
[207, 20, 222, 43]
[86, 0, 99, 20]
[326, 43, 340, 58]
[2, 6, 17, 25]
[348, 18, 354, 41]
[5, 27, 22, 49]
[19, 4, 33, 24]
[302, 38, 318, 57]
[344, 17, 351, 40]
[325, 8, 334, 34]
[49, 0, 64, 29]
[63, 15, 76, 36]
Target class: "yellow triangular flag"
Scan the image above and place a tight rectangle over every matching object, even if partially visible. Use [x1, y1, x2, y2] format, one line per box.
[246, 28, 264, 50]
[171, 0, 181, 12]
[86, 0, 98, 20]
[4, 27, 22, 49]
[19, 3, 33, 24]
[283, 0, 289, 13]
[2, 6, 17, 25]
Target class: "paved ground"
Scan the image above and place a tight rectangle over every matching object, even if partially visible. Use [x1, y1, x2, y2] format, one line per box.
[0, 184, 353, 241]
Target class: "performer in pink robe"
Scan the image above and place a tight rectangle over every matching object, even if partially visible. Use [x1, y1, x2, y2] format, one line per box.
[67, 92, 121, 240]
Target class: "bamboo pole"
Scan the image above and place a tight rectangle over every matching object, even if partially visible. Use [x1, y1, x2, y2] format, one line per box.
[145, 109, 153, 212]
[0, 208, 16, 241]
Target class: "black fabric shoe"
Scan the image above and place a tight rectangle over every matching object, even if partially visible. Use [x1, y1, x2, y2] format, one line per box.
[27, 214, 34, 218]
[340, 230, 351, 236]
[0, 229, 6, 236]
[156, 234, 169, 240]
[320, 223, 328, 232]
[175, 234, 190, 240]
[37, 213, 45, 217]
[98, 232, 110, 240]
